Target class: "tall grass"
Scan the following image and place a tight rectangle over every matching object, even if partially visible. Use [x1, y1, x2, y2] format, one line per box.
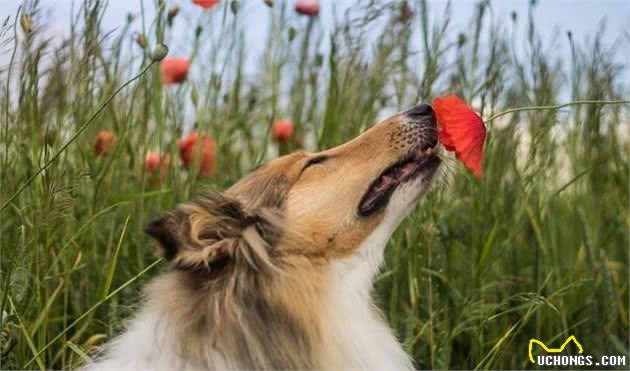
[1, 0, 628, 369]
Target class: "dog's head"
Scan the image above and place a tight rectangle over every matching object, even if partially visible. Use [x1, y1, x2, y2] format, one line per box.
[145, 104, 440, 274]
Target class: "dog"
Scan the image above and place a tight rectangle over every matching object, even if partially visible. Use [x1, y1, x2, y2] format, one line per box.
[85, 103, 440, 370]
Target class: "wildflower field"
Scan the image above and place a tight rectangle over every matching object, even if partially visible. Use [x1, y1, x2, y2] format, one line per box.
[1, 0, 628, 369]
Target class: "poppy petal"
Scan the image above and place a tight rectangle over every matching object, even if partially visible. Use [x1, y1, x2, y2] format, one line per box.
[192, 0, 220, 9]
[178, 132, 215, 176]
[433, 95, 486, 177]
[160, 58, 190, 85]
[272, 120, 294, 142]
[295, 0, 319, 16]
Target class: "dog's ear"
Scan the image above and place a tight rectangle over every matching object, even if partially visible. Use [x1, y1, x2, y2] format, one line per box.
[145, 193, 283, 273]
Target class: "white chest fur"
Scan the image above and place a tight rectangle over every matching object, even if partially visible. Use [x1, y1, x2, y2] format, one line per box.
[324, 217, 414, 371]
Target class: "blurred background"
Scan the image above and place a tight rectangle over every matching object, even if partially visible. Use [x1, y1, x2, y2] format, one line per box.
[0, 0, 628, 369]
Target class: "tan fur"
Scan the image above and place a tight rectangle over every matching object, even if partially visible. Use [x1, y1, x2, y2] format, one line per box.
[146, 261, 329, 369]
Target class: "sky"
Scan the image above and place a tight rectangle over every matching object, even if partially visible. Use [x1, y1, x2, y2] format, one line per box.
[1, 0, 629, 82]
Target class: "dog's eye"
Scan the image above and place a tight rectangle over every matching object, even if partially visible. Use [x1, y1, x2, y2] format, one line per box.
[301, 155, 328, 173]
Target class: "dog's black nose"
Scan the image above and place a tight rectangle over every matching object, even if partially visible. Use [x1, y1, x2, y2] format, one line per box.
[403, 104, 438, 148]
[404, 103, 435, 120]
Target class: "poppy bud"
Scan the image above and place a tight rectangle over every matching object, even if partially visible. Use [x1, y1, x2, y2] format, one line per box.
[94, 131, 115, 156]
[295, 0, 319, 16]
[168, 6, 180, 19]
[457, 33, 467, 47]
[230, 1, 240, 14]
[288, 27, 297, 42]
[135, 33, 147, 49]
[398, 2, 413, 23]
[167, 5, 180, 26]
[151, 44, 169, 62]
[272, 120, 294, 143]
[20, 14, 33, 34]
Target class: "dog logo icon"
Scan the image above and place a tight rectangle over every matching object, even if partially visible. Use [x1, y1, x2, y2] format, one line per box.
[528, 335, 584, 364]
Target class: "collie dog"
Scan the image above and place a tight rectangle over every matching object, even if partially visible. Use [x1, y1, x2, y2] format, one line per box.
[86, 104, 440, 370]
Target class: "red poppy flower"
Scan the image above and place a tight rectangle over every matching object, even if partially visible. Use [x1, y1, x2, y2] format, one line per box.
[192, 0, 220, 9]
[160, 58, 190, 85]
[94, 130, 115, 156]
[145, 151, 171, 172]
[295, 0, 319, 16]
[178, 132, 216, 176]
[145, 151, 171, 183]
[178, 132, 197, 166]
[272, 120, 294, 143]
[432, 95, 486, 177]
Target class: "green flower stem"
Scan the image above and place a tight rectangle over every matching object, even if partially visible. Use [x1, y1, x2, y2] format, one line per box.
[486, 99, 630, 123]
[1, 61, 157, 212]
[23, 258, 163, 369]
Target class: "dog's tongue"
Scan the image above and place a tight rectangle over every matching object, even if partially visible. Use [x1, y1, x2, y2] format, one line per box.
[361, 161, 421, 211]
[400, 162, 419, 178]
[432, 95, 486, 177]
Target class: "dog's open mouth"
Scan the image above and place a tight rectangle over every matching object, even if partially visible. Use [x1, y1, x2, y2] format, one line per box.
[358, 145, 441, 217]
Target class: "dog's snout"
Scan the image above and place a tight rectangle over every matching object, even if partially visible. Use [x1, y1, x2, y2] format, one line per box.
[394, 103, 438, 150]
[404, 103, 435, 121]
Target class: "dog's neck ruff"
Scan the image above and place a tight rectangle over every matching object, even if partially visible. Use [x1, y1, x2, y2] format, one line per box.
[84, 200, 417, 371]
